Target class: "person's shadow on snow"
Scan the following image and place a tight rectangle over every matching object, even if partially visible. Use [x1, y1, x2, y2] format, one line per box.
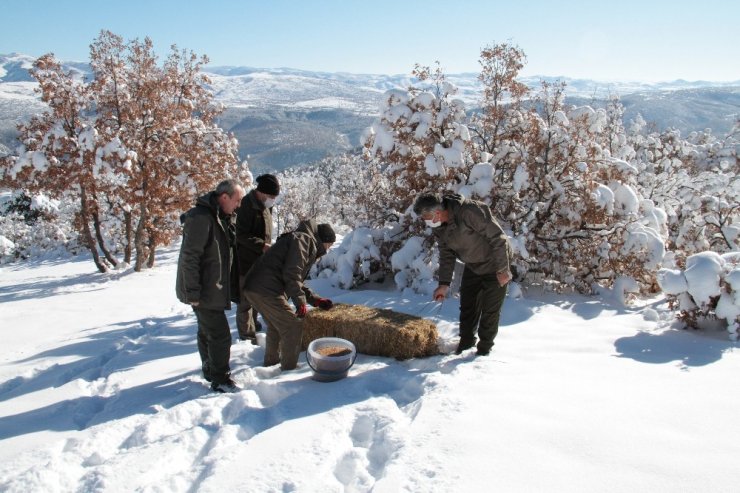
[222, 353, 470, 440]
[0, 350, 469, 441]
[614, 329, 735, 367]
[0, 374, 200, 440]
[0, 314, 193, 404]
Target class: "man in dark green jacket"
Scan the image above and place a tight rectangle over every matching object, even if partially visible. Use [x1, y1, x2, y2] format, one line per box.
[243, 219, 336, 370]
[235, 174, 280, 342]
[176, 179, 245, 393]
[413, 192, 512, 356]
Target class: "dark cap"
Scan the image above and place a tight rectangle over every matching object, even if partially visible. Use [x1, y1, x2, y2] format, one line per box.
[317, 223, 336, 243]
[256, 174, 280, 196]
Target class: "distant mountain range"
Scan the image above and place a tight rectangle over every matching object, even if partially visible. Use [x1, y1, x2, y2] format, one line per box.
[1, 53, 739, 172]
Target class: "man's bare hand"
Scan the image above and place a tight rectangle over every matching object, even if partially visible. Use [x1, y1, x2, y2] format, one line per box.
[497, 270, 512, 287]
[433, 285, 449, 302]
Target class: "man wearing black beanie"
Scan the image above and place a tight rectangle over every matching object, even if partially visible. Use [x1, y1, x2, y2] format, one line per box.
[235, 174, 281, 343]
[255, 173, 280, 197]
[317, 223, 336, 243]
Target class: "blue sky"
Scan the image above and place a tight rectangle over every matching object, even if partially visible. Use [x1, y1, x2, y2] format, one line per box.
[2, 0, 739, 81]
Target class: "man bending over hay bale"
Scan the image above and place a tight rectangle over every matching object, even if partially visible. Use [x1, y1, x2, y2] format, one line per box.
[303, 303, 438, 360]
[413, 192, 512, 356]
[244, 220, 336, 370]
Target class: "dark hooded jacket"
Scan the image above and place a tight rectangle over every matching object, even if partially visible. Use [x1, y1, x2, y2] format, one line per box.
[433, 193, 512, 285]
[236, 189, 273, 276]
[176, 192, 239, 310]
[242, 219, 325, 308]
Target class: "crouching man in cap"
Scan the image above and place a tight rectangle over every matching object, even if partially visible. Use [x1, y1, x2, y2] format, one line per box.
[243, 219, 336, 370]
[176, 179, 245, 393]
[235, 173, 280, 343]
[413, 192, 512, 356]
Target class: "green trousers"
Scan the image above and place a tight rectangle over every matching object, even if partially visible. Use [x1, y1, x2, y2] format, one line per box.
[458, 267, 507, 352]
[244, 290, 304, 370]
[193, 307, 232, 384]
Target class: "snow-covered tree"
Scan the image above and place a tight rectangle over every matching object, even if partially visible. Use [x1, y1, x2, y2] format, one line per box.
[355, 63, 475, 290]
[462, 42, 533, 220]
[274, 153, 389, 235]
[89, 31, 246, 270]
[628, 121, 739, 261]
[467, 42, 530, 194]
[362, 62, 472, 216]
[0, 54, 117, 272]
[0, 31, 247, 272]
[320, 63, 673, 296]
[474, 80, 668, 294]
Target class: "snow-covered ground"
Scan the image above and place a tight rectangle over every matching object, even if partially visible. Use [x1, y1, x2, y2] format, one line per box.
[0, 244, 738, 492]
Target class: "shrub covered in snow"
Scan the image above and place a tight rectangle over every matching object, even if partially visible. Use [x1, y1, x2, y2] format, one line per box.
[461, 80, 671, 294]
[314, 226, 402, 289]
[630, 121, 739, 257]
[274, 154, 388, 234]
[657, 251, 740, 340]
[390, 235, 439, 296]
[0, 190, 79, 263]
[300, 46, 738, 300]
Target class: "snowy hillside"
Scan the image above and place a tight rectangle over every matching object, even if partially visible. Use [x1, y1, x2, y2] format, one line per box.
[148, 64, 740, 117]
[0, 53, 89, 82]
[0, 243, 739, 492]
[1, 53, 738, 170]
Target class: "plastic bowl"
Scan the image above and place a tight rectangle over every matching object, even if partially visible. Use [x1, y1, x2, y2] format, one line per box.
[306, 337, 357, 382]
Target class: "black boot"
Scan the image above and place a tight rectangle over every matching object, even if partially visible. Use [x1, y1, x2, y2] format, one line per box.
[210, 377, 239, 393]
[455, 338, 476, 355]
[202, 363, 212, 382]
[476, 341, 494, 356]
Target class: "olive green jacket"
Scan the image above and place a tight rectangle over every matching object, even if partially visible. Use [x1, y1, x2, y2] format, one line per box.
[243, 219, 325, 308]
[433, 194, 512, 285]
[175, 192, 238, 310]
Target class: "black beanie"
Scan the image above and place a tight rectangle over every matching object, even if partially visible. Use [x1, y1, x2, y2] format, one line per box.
[317, 223, 336, 243]
[256, 174, 280, 196]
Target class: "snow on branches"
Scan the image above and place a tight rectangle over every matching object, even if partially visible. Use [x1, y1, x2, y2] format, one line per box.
[276, 46, 738, 302]
[362, 62, 472, 215]
[305, 45, 738, 303]
[0, 31, 245, 272]
[658, 251, 740, 340]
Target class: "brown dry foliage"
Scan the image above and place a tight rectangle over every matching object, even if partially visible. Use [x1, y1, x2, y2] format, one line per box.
[1, 31, 245, 272]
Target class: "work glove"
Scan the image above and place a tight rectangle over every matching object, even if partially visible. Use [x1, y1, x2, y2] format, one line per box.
[316, 298, 333, 310]
[295, 303, 308, 318]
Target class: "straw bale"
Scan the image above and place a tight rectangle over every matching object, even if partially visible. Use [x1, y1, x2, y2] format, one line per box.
[302, 303, 438, 360]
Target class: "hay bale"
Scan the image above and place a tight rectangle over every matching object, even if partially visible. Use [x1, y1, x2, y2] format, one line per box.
[302, 303, 438, 360]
